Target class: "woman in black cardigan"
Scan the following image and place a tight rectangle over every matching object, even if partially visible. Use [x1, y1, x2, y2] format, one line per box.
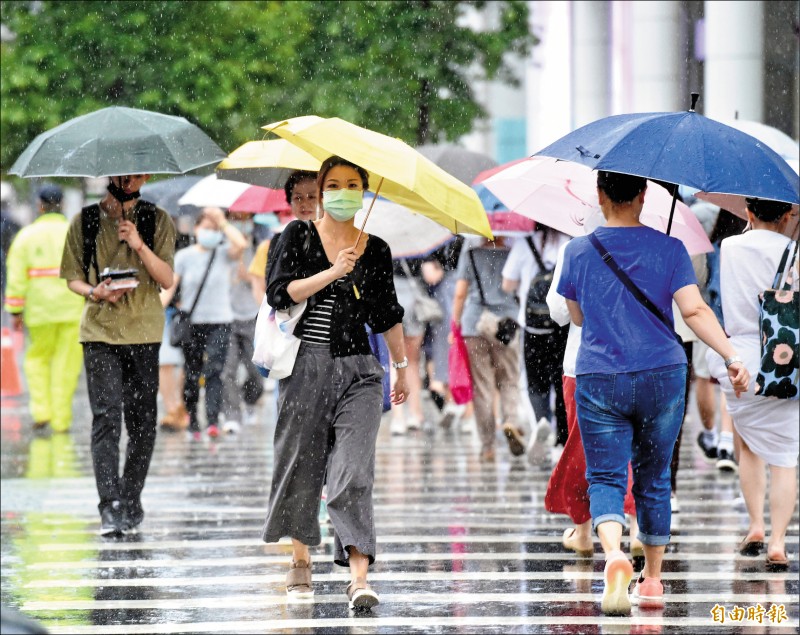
[261, 156, 408, 610]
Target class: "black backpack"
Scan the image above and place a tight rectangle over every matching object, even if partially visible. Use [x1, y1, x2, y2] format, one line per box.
[81, 201, 157, 281]
[524, 235, 556, 331]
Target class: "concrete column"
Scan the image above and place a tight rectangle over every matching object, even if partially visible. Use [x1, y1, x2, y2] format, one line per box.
[626, 1, 687, 112]
[571, 1, 611, 127]
[704, 1, 763, 121]
[526, 0, 572, 153]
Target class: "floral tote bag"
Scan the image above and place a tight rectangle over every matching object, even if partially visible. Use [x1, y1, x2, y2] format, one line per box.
[755, 240, 799, 400]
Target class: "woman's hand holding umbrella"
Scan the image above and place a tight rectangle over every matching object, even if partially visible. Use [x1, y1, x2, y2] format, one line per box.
[331, 247, 358, 279]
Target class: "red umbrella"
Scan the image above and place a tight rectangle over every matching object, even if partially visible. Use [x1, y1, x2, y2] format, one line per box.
[228, 186, 291, 213]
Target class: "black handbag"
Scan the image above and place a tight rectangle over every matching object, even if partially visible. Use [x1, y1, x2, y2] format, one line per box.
[169, 248, 217, 347]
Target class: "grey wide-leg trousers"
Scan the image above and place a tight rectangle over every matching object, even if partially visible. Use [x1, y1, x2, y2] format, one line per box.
[261, 342, 384, 567]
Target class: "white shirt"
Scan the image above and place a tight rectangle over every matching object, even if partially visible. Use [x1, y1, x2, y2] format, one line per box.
[721, 230, 795, 338]
[502, 230, 570, 332]
[546, 241, 580, 377]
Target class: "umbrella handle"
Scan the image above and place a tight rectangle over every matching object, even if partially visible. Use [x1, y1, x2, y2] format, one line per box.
[354, 177, 384, 250]
[666, 187, 678, 236]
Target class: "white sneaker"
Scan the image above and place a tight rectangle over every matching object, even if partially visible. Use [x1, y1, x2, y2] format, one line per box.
[527, 418, 555, 465]
[390, 418, 407, 436]
[222, 420, 241, 435]
[459, 415, 475, 435]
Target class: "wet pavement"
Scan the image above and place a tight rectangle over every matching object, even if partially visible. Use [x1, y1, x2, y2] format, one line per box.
[1, 374, 797, 634]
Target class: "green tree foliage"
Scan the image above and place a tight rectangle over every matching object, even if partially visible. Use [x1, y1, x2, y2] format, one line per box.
[1, 0, 535, 171]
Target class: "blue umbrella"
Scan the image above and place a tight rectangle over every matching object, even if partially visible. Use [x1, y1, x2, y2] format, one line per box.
[535, 94, 799, 232]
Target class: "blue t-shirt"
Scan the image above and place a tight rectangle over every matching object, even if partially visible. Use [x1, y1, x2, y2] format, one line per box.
[557, 226, 696, 375]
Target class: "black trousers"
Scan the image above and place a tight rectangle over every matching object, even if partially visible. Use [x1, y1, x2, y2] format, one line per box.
[523, 326, 570, 446]
[180, 322, 231, 431]
[83, 342, 160, 513]
[221, 318, 264, 419]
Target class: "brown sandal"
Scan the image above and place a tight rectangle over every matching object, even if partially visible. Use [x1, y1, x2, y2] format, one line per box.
[286, 560, 314, 599]
[346, 576, 379, 610]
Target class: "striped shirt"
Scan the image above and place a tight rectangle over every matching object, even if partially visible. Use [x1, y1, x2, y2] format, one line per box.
[300, 290, 338, 344]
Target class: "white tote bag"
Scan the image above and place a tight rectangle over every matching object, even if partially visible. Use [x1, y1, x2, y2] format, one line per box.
[252, 296, 307, 379]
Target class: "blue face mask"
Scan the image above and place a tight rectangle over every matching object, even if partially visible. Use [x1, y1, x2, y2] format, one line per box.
[197, 229, 223, 249]
[322, 189, 363, 222]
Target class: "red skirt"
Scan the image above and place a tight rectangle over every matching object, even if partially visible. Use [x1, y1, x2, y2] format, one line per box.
[544, 375, 636, 524]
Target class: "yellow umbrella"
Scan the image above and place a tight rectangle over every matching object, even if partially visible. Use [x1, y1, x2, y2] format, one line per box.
[262, 115, 493, 239]
[216, 138, 320, 189]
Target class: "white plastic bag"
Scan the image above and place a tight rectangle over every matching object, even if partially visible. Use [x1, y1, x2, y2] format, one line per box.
[252, 295, 307, 379]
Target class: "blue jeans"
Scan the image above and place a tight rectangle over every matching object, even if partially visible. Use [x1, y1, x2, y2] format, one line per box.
[576, 364, 686, 546]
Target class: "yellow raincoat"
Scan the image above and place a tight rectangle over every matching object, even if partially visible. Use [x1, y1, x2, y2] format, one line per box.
[3, 213, 84, 431]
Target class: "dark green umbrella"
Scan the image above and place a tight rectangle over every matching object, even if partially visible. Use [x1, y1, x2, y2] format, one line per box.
[9, 107, 227, 178]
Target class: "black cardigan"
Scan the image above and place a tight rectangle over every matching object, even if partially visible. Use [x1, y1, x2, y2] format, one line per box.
[266, 220, 404, 357]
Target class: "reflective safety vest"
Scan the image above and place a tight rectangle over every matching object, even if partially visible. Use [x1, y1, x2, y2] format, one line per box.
[3, 213, 84, 326]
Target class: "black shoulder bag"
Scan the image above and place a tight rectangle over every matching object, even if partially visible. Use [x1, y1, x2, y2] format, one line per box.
[169, 248, 217, 347]
[588, 233, 684, 347]
[467, 249, 519, 346]
[524, 235, 557, 331]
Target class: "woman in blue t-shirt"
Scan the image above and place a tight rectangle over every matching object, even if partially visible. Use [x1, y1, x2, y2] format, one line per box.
[557, 171, 750, 616]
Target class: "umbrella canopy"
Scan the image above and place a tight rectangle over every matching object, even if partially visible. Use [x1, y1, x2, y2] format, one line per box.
[262, 116, 493, 238]
[535, 109, 799, 207]
[9, 107, 226, 178]
[179, 174, 250, 208]
[417, 144, 497, 186]
[354, 194, 454, 259]
[692, 119, 800, 219]
[216, 139, 321, 188]
[482, 157, 712, 255]
[140, 175, 203, 217]
[717, 119, 799, 164]
[228, 186, 290, 214]
[471, 183, 535, 235]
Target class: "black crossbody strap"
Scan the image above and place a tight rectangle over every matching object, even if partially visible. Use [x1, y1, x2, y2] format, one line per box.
[186, 248, 217, 318]
[588, 233, 682, 344]
[772, 241, 798, 290]
[467, 249, 487, 306]
[525, 235, 547, 272]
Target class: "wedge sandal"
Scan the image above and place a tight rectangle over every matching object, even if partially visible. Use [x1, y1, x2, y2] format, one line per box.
[346, 576, 379, 610]
[286, 560, 314, 599]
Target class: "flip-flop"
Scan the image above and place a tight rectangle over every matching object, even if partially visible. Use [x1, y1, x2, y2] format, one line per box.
[738, 539, 765, 557]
